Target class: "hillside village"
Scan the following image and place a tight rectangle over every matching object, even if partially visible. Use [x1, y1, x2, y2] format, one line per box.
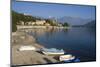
[17, 20, 62, 26]
[12, 11, 69, 32]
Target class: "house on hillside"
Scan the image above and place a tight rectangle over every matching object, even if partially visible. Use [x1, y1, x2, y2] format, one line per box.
[35, 20, 46, 25]
[18, 20, 46, 26]
[19, 21, 24, 25]
[25, 21, 35, 25]
[58, 23, 63, 27]
[31, 22, 35, 25]
[44, 23, 51, 26]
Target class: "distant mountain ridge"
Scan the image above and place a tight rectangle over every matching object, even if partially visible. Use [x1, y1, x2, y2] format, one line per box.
[84, 20, 96, 27]
[57, 16, 94, 25]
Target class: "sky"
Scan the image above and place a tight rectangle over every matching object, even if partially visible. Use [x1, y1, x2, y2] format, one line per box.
[12, 1, 96, 19]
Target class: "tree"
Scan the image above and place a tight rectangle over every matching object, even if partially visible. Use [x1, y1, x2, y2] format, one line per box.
[63, 22, 69, 27]
[12, 10, 43, 32]
[12, 11, 18, 32]
[45, 19, 57, 26]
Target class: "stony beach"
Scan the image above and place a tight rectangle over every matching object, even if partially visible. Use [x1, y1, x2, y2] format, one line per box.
[11, 31, 59, 66]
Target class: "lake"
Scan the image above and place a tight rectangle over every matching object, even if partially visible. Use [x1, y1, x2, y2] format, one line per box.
[28, 27, 96, 62]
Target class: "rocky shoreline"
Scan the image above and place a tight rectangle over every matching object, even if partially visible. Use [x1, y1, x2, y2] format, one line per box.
[11, 31, 59, 66]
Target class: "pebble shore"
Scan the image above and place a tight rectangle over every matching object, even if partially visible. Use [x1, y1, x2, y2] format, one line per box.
[11, 31, 59, 66]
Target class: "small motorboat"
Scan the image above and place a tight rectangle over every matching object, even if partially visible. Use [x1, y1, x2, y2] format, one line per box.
[41, 48, 64, 55]
[59, 54, 80, 62]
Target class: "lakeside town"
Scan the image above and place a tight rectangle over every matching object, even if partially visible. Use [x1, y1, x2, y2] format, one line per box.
[11, 1, 96, 66]
[17, 20, 67, 30]
[12, 11, 70, 32]
[12, 11, 73, 66]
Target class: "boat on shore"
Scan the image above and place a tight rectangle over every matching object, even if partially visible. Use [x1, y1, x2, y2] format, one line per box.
[59, 54, 80, 62]
[41, 48, 64, 55]
[18, 46, 36, 51]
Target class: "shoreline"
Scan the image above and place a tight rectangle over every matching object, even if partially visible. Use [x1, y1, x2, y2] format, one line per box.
[17, 25, 70, 30]
[12, 31, 60, 65]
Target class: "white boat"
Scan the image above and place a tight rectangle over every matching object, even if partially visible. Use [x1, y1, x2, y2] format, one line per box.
[59, 54, 75, 61]
[41, 48, 64, 55]
[18, 46, 36, 51]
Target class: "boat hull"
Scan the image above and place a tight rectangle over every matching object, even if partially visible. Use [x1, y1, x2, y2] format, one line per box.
[59, 55, 75, 61]
[42, 51, 64, 55]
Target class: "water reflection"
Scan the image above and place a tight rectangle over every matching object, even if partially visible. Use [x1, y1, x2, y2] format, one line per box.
[18, 27, 96, 62]
[18, 28, 69, 37]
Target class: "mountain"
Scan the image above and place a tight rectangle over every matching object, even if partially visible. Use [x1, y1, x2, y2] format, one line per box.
[57, 16, 93, 25]
[84, 20, 96, 27]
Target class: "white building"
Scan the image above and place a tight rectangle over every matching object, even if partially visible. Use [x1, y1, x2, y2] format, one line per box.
[31, 22, 35, 25]
[44, 23, 51, 26]
[35, 20, 46, 25]
[20, 21, 24, 25]
[19, 20, 46, 26]
[26, 21, 35, 25]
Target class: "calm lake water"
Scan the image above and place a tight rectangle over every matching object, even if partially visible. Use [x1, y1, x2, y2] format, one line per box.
[28, 27, 96, 62]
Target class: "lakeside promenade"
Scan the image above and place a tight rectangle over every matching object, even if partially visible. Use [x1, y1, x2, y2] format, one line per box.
[17, 25, 70, 30]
